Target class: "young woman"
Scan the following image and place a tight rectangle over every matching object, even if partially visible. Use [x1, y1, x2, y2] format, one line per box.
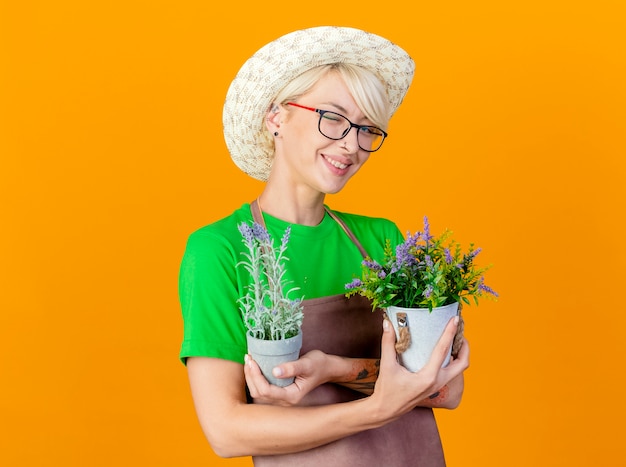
[179, 26, 469, 466]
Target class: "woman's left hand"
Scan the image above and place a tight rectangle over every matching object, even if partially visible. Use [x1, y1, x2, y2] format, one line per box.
[244, 349, 334, 406]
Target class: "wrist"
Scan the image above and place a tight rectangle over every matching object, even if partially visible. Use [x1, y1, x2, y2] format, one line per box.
[323, 354, 352, 383]
[358, 390, 392, 430]
[327, 357, 379, 396]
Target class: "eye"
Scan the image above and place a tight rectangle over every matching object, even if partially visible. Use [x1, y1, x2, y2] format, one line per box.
[359, 126, 383, 136]
[321, 112, 344, 123]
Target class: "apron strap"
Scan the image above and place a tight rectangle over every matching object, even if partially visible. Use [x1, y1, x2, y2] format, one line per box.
[323, 208, 369, 259]
[250, 198, 264, 225]
[249, 200, 370, 259]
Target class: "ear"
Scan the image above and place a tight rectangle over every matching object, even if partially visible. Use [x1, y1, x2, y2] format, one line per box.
[265, 103, 282, 134]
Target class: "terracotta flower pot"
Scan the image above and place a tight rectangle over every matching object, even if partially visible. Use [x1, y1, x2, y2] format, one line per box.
[386, 302, 459, 372]
[246, 332, 302, 387]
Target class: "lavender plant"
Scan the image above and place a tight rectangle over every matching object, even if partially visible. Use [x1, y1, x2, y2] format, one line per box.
[345, 216, 498, 311]
[237, 222, 304, 340]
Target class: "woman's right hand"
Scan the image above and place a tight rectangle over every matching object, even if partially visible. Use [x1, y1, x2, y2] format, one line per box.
[244, 349, 335, 406]
[368, 316, 470, 422]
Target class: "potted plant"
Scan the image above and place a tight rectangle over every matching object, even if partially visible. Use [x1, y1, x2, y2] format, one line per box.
[345, 216, 497, 372]
[237, 221, 304, 386]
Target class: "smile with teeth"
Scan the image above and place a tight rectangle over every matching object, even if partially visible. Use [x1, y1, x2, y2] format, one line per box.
[324, 155, 349, 170]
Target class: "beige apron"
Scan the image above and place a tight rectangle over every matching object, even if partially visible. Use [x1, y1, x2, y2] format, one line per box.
[250, 201, 446, 466]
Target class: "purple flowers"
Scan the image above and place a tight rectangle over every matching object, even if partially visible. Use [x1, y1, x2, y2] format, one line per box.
[280, 226, 291, 250]
[422, 216, 433, 244]
[468, 247, 482, 260]
[345, 216, 498, 311]
[393, 232, 419, 273]
[478, 277, 499, 297]
[345, 278, 363, 290]
[238, 221, 272, 246]
[238, 222, 257, 247]
[363, 259, 382, 271]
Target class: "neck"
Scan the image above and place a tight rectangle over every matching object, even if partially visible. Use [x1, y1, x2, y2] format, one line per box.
[257, 189, 326, 226]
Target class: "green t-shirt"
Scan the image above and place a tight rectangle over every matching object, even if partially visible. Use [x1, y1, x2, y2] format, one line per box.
[179, 203, 403, 365]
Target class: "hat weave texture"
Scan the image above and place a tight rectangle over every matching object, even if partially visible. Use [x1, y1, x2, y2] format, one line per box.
[223, 26, 415, 181]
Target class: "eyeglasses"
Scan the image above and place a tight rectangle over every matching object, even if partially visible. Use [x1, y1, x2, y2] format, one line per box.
[286, 102, 388, 153]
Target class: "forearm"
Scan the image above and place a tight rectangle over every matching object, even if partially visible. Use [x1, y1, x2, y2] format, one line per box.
[213, 396, 382, 457]
[328, 355, 464, 409]
[189, 356, 389, 458]
[416, 374, 464, 409]
[328, 355, 379, 395]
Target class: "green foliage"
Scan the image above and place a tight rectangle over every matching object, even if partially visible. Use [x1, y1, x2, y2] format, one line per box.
[345, 217, 498, 311]
[237, 222, 304, 340]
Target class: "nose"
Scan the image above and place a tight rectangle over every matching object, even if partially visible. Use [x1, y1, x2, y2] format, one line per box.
[340, 125, 360, 151]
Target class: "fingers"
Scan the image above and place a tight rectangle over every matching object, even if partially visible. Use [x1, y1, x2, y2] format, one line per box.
[244, 354, 271, 398]
[245, 354, 299, 388]
[272, 359, 303, 380]
[379, 318, 399, 368]
[244, 354, 295, 404]
[244, 354, 309, 406]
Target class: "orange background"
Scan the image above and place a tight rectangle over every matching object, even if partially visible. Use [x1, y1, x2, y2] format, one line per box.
[1, 1, 625, 465]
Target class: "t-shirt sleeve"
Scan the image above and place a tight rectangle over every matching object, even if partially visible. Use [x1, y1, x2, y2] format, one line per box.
[178, 227, 247, 365]
[383, 220, 405, 247]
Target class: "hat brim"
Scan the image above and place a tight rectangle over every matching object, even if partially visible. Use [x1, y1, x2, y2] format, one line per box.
[223, 26, 415, 181]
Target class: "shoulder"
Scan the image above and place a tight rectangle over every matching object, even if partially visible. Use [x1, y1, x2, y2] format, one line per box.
[328, 208, 404, 246]
[184, 204, 252, 258]
[327, 209, 403, 261]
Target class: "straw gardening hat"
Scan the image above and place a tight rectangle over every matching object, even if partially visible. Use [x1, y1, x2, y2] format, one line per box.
[222, 26, 415, 181]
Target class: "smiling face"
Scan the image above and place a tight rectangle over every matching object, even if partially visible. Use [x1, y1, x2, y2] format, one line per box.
[267, 71, 377, 196]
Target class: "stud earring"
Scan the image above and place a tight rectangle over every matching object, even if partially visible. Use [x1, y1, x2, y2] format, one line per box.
[274, 132, 279, 136]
